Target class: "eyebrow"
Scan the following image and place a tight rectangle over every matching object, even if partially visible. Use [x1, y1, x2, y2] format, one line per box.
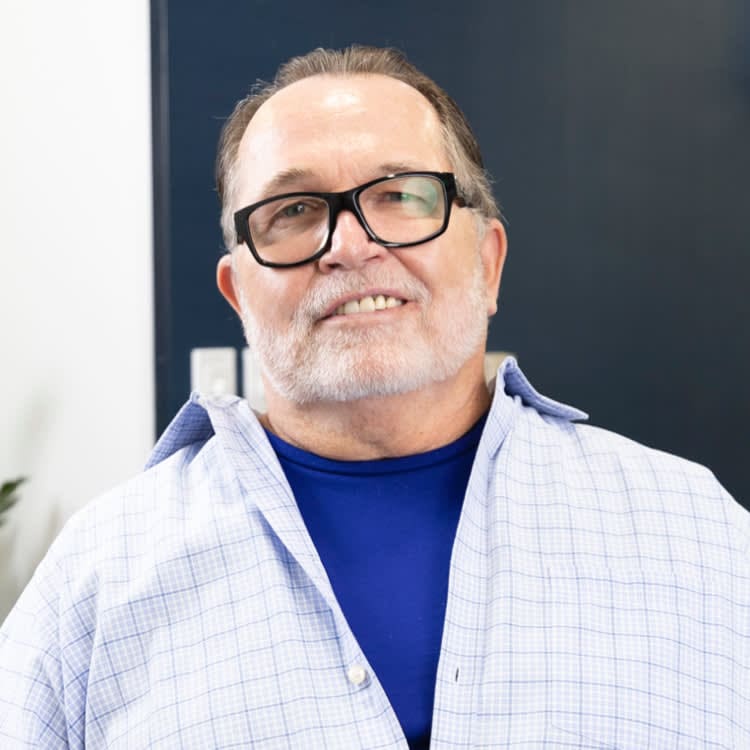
[257, 162, 433, 199]
[257, 168, 315, 199]
[376, 161, 426, 177]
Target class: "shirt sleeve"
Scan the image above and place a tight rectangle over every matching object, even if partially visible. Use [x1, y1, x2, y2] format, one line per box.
[0, 546, 72, 748]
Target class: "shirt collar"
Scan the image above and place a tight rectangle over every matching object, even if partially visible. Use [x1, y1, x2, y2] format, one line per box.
[480, 356, 588, 458]
[493, 356, 588, 421]
[146, 356, 588, 469]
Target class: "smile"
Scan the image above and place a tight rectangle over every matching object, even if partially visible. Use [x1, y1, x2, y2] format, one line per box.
[333, 295, 405, 316]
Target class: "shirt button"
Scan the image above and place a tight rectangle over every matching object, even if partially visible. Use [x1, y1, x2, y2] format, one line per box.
[347, 664, 368, 686]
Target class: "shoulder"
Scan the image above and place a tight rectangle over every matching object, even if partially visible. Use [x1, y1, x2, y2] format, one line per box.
[500, 404, 750, 570]
[485, 358, 749, 570]
[53, 393, 273, 572]
[0, 395, 273, 746]
[2, 433, 221, 629]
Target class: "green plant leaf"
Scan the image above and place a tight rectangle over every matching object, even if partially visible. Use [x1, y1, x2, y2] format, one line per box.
[0, 477, 26, 526]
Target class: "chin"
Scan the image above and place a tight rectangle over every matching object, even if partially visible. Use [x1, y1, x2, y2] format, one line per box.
[265, 338, 479, 405]
[241, 260, 489, 406]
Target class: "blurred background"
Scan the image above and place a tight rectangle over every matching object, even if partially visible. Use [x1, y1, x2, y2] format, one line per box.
[1, 0, 748, 618]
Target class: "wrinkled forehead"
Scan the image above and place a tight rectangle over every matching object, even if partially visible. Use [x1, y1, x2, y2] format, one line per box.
[233, 74, 450, 204]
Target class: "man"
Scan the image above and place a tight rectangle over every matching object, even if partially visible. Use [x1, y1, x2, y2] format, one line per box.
[1, 45, 748, 749]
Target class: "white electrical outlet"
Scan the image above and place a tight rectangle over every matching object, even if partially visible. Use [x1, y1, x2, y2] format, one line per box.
[242, 347, 267, 412]
[190, 347, 237, 396]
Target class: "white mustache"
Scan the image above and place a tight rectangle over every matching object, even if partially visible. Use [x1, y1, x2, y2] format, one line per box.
[294, 271, 430, 322]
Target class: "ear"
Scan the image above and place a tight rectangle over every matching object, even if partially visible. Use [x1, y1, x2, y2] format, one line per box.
[479, 218, 508, 317]
[217, 253, 243, 316]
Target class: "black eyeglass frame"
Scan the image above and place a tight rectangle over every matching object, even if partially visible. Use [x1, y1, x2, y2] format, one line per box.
[233, 171, 470, 269]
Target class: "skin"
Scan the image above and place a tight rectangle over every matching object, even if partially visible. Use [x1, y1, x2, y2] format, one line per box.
[217, 73, 507, 460]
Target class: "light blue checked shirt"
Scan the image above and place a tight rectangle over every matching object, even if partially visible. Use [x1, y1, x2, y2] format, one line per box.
[1, 358, 749, 749]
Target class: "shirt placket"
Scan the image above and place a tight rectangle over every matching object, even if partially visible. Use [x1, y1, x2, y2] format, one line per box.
[209, 399, 408, 749]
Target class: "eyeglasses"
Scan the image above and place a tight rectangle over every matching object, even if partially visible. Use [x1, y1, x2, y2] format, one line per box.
[233, 171, 469, 268]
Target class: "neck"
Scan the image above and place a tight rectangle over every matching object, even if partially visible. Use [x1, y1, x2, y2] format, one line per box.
[260, 353, 491, 460]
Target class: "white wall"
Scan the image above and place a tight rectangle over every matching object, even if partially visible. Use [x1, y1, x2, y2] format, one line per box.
[0, 2, 154, 619]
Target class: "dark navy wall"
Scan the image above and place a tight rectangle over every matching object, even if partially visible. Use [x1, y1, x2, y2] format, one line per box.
[152, 0, 750, 507]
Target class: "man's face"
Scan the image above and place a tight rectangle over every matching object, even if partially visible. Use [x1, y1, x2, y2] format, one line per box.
[218, 74, 505, 405]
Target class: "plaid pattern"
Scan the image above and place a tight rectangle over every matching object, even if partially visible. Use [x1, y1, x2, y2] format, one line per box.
[1, 357, 748, 748]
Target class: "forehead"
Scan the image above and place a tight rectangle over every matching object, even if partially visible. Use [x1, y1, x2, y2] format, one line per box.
[234, 74, 449, 201]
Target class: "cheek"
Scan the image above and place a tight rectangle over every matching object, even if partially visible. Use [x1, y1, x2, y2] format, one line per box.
[435, 222, 482, 287]
[239, 265, 313, 324]
[429, 248, 477, 298]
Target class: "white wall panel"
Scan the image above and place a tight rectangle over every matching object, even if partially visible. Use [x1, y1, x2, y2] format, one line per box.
[0, 1, 154, 618]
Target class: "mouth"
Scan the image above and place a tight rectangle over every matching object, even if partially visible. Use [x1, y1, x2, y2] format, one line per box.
[332, 294, 406, 317]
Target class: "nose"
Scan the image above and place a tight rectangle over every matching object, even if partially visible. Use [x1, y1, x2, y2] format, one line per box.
[317, 209, 389, 273]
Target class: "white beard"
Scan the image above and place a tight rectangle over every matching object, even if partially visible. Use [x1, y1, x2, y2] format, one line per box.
[237, 252, 489, 404]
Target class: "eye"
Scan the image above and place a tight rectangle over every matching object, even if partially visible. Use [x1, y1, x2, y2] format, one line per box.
[266, 198, 327, 228]
[363, 176, 442, 218]
[248, 195, 328, 246]
[374, 188, 438, 217]
[280, 202, 309, 218]
[383, 191, 419, 203]
[376, 190, 432, 213]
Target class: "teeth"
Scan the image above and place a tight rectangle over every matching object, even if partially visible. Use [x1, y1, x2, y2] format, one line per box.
[334, 295, 404, 316]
